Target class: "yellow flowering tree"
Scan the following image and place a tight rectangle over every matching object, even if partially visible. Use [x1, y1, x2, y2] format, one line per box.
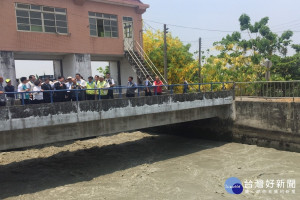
[143, 29, 199, 86]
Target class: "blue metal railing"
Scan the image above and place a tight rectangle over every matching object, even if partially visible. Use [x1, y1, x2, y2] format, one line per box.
[2, 82, 234, 106]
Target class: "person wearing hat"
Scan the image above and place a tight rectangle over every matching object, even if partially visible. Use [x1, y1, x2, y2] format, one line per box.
[4, 79, 15, 106]
[0, 76, 6, 106]
[86, 76, 96, 100]
[96, 76, 110, 99]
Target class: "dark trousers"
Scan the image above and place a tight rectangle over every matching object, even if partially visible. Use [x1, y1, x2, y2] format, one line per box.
[145, 90, 152, 96]
[44, 99, 51, 103]
[71, 92, 82, 101]
[32, 99, 44, 104]
[66, 92, 72, 101]
[100, 95, 108, 100]
[126, 94, 135, 98]
[87, 94, 95, 100]
[107, 89, 114, 99]
[20, 99, 30, 105]
[0, 101, 6, 106]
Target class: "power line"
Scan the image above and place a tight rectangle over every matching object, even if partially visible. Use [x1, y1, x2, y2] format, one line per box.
[144, 19, 236, 33]
[271, 19, 300, 28]
[144, 19, 300, 34]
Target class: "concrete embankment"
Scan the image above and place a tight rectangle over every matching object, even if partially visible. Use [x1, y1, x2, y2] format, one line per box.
[147, 99, 300, 152]
[234, 100, 300, 152]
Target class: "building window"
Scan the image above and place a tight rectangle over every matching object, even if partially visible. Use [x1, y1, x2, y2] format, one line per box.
[123, 17, 133, 38]
[89, 12, 118, 38]
[15, 3, 68, 34]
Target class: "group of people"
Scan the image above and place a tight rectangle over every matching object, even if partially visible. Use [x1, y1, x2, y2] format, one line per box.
[0, 73, 165, 106]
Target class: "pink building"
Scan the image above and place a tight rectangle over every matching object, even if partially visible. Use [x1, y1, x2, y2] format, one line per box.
[0, 0, 149, 86]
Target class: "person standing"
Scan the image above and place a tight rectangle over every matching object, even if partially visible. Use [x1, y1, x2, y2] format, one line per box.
[76, 73, 86, 101]
[18, 77, 30, 105]
[0, 77, 6, 106]
[4, 79, 15, 106]
[96, 76, 110, 99]
[126, 76, 137, 98]
[153, 76, 163, 95]
[27, 75, 36, 100]
[183, 78, 189, 94]
[144, 75, 152, 96]
[65, 76, 73, 101]
[94, 75, 100, 86]
[53, 76, 67, 102]
[27, 75, 36, 91]
[32, 80, 44, 104]
[41, 78, 52, 103]
[86, 76, 96, 100]
[70, 78, 81, 101]
[105, 72, 115, 99]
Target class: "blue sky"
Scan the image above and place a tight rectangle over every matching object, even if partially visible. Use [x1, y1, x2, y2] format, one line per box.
[16, 0, 300, 78]
[142, 0, 300, 54]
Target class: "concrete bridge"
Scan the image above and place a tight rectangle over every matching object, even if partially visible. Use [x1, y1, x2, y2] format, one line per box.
[0, 91, 234, 151]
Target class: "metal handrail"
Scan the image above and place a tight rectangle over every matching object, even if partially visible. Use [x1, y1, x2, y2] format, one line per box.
[236, 80, 300, 84]
[124, 40, 150, 81]
[135, 42, 159, 82]
[2, 82, 234, 106]
[234, 81, 300, 101]
[135, 41, 168, 85]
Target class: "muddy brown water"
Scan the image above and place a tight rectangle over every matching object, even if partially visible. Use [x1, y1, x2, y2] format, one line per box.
[0, 131, 299, 200]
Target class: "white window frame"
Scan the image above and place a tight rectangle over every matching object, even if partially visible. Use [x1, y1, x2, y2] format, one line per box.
[15, 2, 68, 35]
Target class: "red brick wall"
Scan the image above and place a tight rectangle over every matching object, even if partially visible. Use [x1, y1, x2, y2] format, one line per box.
[0, 0, 145, 55]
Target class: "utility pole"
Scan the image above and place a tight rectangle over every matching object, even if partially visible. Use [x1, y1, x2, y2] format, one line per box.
[164, 24, 168, 83]
[198, 37, 202, 83]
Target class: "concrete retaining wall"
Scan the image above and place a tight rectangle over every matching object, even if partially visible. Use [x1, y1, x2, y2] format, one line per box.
[234, 101, 300, 152]
[235, 101, 300, 134]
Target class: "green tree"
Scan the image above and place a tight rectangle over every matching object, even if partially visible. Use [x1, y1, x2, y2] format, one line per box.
[271, 54, 300, 80]
[292, 44, 300, 54]
[97, 66, 109, 75]
[207, 14, 294, 82]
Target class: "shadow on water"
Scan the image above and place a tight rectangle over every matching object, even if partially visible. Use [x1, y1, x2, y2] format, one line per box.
[0, 133, 227, 199]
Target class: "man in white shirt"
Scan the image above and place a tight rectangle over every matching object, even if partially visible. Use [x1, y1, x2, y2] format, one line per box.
[65, 76, 73, 101]
[105, 72, 115, 99]
[27, 75, 36, 91]
[32, 80, 44, 104]
[75, 73, 86, 100]
[75, 73, 87, 88]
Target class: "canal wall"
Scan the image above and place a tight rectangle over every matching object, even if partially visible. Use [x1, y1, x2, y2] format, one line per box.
[233, 100, 300, 152]
[150, 100, 300, 152]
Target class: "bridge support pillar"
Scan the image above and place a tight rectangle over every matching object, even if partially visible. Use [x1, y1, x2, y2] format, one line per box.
[62, 54, 91, 79]
[109, 61, 119, 85]
[120, 58, 137, 85]
[0, 51, 16, 87]
[53, 60, 62, 80]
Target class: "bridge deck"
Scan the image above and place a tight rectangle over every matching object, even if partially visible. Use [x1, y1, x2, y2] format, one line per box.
[0, 91, 234, 151]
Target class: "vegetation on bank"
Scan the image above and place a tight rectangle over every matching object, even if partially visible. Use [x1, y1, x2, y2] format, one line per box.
[143, 14, 300, 85]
